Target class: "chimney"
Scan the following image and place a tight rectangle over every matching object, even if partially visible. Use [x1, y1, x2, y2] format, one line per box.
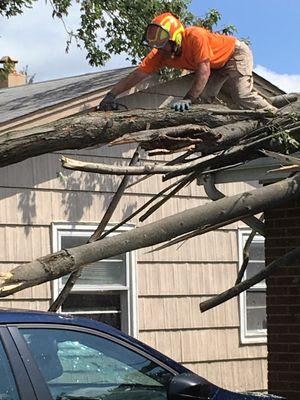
[0, 56, 26, 89]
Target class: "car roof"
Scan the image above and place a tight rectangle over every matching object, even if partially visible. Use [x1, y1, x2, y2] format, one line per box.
[0, 308, 122, 335]
[0, 308, 187, 374]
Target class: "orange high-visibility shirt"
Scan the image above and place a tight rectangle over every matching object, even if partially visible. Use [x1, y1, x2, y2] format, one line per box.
[138, 26, 236, 74]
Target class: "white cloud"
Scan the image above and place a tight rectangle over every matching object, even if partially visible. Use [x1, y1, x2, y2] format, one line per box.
[0, 0, 130, 82]
[2, 3, 299, 89]
[254, 65, 300, 93]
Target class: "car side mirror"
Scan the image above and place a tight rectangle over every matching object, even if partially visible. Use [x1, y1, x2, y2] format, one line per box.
[167, 372, 286, 400]
[167, 373, 216, 400]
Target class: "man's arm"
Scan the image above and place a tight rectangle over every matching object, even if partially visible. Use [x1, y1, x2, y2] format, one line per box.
[184, 60, 211, 101]
[98, 68, 149, 111]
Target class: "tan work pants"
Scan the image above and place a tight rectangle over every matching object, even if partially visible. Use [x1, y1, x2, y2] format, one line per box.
[201, 40, 277, 111]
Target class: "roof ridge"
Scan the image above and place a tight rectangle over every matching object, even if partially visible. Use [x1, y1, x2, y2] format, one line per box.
[0, 66, 134, 93]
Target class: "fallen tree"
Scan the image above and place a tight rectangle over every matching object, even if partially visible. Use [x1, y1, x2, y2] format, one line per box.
[0, 106, 285, 168]
[1, 96, 300, 312]
[1, 171, 300, 298]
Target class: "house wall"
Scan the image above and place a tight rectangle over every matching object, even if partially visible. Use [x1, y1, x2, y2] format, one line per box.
[265, 199, 300, 400]
[0, 79, 268, 393]
[0, 144, 267, 392]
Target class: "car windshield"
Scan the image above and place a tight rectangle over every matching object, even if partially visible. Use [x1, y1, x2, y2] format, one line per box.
[20, 328, 173, 400]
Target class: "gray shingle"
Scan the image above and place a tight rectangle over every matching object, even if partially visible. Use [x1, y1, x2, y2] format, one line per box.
[0, 67, 134, 124]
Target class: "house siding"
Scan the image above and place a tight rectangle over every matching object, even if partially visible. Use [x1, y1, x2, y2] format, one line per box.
[0, 147, 267, 392]
[0, 74, 272, 392]
[265, 199, 300, 400]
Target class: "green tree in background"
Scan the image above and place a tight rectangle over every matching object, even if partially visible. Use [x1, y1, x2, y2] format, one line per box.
[1, 1, 236, 67]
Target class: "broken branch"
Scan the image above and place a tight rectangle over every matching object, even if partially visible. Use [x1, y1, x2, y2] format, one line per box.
[200, 246, 300, 312]
[1, 172, 300, 297]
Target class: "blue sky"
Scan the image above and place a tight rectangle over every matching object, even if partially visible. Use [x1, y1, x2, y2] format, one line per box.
[1, 0, 300, 92]
[190, 0, 300, 75]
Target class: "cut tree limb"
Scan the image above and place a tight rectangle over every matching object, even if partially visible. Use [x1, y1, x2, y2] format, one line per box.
[1, 172, 300, 297]
[164, 123, 300, 180]
[61, 154, 205, 175]
[0, 106, 237, 168]
[0, 105, 274, 169]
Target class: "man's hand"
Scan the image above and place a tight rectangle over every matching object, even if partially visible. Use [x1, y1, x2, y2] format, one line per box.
[97, 92, 118, 111]
[172, 99, 192, 112]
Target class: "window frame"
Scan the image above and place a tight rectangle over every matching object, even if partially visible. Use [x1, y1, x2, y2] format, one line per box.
[238, 229, 267, 344]
[51, 222, 138, 337]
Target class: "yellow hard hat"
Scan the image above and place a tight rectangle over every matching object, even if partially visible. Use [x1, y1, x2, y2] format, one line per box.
[144, 12, 184, 48]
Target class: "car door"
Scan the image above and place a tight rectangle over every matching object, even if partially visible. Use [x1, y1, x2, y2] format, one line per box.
[9, 325, 176, 400]
[0, 327, 37, 400]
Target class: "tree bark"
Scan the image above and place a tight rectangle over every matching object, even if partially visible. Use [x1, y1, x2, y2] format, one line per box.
[1, 172, 300, 297]
[0, 106, 268, 168]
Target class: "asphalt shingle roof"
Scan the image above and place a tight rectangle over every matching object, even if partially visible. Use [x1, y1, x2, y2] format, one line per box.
[0, 66, 285, 126]
[0, 67, 134, 124]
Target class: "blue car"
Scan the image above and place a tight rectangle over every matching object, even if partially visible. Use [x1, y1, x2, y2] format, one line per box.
[0, 309, 283, 400]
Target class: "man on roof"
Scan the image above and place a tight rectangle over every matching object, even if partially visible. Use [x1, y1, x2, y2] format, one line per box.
[98, 12, 277, 112]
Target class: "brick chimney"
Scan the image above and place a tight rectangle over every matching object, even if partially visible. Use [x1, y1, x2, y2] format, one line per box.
[0, 56, 26, 88]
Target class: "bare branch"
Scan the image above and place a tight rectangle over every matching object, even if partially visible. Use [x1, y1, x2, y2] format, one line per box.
[88, 146, 141, 242]
[200, 246, 300, 312]
[108, 124, 215, 146]
[262, 149, 300, 166]
[235, 214, 264, 285]
[139, 173, 194, 222]
[61, 155, 201, 175]
[99, 176, 188, 239]
[48, 268, 82, 312]
[49, 146, 141, 312]
[1, 172, 300, 297]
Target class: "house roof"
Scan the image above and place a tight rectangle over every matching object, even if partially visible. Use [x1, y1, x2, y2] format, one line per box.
[0, 66, 134, 125]
[0, 67, 284, 127]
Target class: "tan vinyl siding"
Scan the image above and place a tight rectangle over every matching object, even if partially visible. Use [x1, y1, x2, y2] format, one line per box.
[138, 262, 238, 296]
[139, 328, 267, 361]
[0, 84, 266, 392]
[0, 226, 50, 261]
[184, 359, 267, 392]
[138, 296, 239, 329]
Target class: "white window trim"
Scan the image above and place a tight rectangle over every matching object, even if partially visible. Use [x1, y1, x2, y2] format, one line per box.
[51, 222, 138, 338]
[238, 229, 267, 344]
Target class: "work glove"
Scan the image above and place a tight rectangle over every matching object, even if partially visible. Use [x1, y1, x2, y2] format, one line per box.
[97, 92, 118, 111]
[171, 99, 192, 112]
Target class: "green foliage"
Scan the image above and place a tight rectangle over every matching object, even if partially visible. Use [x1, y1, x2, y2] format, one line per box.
[48, 0, 193, 67]
[1, 1, 236, 70]
[0, 60, 14, 81]
[1, 0, 190, 66]
[191, 9, 237, 36]
[276, 131, 299, 154]
[0, 0, 35, 17]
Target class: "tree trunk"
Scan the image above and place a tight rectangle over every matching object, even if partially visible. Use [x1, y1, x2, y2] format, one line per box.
[1, 172, 300, 297]
[0, 106, 269, 168]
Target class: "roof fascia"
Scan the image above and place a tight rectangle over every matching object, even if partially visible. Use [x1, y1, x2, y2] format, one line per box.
[197, 155, 297, 186]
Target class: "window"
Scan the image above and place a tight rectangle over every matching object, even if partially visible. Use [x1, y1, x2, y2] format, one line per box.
[238, 230, 267, 343]
[52, 223, 137, 336]
[20, 328, 173, 400]
[0, 340, 20, 400]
